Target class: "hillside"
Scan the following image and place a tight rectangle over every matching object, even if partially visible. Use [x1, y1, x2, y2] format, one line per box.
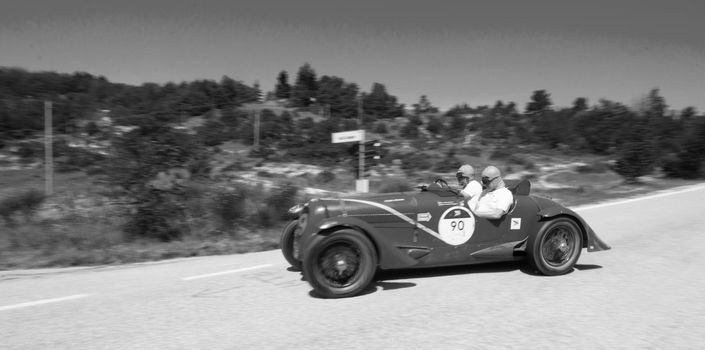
[2, 67, 705, 269]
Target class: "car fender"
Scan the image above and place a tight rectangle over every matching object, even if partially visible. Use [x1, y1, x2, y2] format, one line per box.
[315, 216, 422, 269]
[538, 206, 611, 252]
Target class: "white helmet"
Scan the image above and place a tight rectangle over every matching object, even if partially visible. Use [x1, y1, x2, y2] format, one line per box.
[457, 164, 475, 178]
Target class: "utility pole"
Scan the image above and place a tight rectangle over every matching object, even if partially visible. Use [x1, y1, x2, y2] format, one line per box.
[44, 101, 53, 195]
[253, 109, 261, 151]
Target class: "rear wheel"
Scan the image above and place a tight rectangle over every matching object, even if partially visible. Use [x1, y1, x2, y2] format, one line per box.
[528, 218, 583, 275]
[303, 229, 377, 298]
[280, 220, 302, 271]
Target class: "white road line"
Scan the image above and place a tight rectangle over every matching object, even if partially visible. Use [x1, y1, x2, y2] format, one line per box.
[180, 264, 272, 281]
[573, 183, 705, 212]
[0, 294, 92, 312]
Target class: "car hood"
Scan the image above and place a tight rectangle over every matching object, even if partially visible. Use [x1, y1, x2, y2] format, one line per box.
[313, 191, 418, 217]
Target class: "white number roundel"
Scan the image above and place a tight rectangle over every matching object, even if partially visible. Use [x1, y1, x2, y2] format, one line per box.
[438, 206, 476, 245]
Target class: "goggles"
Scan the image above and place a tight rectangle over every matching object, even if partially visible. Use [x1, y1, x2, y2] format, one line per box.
[481, 176, 498, 185]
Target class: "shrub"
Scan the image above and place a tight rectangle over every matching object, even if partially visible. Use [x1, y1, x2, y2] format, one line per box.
[490, 146, 513, 160]
[123, 191, 186, 241]
[507, 155, 535, 170]
[198, 120, 228, 146]
[373, 122, 388, 134]
[614, 138, 657, 182]
[463, 146, 483, 157]
[256, 170, 274, 177]
[315, 170, 336, 183]
[253, 206, 275, 228]
[222, 162, 246, 172]
[434, 157, 460, 172]
[0, 189, 46, 227]
[663, 155, 703, 179]
[57, 148, 106, 173]
[265, 183, 299, 221]
[211, 186, 248, 228]
[400, 153, 433, 171]
[249, 147, 275, 159]
[15, 142, 39, 161]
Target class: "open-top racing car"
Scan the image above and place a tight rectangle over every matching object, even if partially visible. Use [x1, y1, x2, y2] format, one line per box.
[280, 179, 610, 298]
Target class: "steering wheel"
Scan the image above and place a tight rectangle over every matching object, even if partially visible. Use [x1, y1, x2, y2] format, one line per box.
[433, 178, 449, 189]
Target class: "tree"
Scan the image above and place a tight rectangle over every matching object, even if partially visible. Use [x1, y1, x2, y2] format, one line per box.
[198, 119, 228, 146]
[572, 97, 588, 113]
[400, 121, 419, 139]
[534, 109, 575, 148]
[400, 115, 422, 139]
[316, 75, 359, 119]
[362, 83, 404, 119]
[252, 81, 262, 102]
[574, 99, 633, 154]
[641, 88, 668, 118]
[106, 120, 209, 240]
[274, 71, 291, 99]
[504, 102, 518, 116]
[525, 90, 553, 114]
[445, 103, 475, 118]
[638, 89, 680, 156]
[291, 63, 318, 107]
[413, 95, 438, 115]
[426, 116, 443, 135]
[679, 106, 697, 120]
[443, 114, 467, 139]
[664, 116, 705, 178]
[614, 118, 657, 182]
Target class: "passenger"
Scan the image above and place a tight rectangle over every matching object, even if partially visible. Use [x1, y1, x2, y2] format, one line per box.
[456, 164, 482, 203]
[468, 166, 514, 219]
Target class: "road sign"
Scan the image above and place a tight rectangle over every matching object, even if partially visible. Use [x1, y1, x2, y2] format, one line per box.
[332, 130, 364, 143]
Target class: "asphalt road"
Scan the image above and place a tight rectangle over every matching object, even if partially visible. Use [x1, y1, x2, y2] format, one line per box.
[3, 184, 705, 349]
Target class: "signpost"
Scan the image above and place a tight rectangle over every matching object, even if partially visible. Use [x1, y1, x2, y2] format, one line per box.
[332, 129, 368, 193]
[331, 130, 364, 143]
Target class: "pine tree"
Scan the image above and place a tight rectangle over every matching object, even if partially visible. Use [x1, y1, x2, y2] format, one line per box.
[274, 71, 291, 99]
[291, 63, 318, 107]
[525, 90, 553, 114]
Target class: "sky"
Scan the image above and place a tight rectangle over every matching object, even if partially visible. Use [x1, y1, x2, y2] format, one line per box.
[1, 0, 704, 112]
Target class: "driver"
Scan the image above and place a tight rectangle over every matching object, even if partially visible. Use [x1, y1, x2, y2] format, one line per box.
[457, 164, 482, 203]
[468, 166, 513, 219]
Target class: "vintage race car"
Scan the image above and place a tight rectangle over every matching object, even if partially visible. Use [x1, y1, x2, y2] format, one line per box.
[280, 179, 610, 298]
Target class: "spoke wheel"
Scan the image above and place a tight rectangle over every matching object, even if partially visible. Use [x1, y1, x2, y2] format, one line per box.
[318, 244, 361, 288]
[303, 229, 377, 298]
[528, 218, 583, 275]
[541, 225, 578, 267]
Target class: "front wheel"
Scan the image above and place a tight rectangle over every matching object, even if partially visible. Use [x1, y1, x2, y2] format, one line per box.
[280, 220, 302, 271]
[527, 218, 583, 275]
[302, 229, 377, 298]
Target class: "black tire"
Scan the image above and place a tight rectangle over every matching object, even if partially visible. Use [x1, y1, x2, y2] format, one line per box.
[527, 217, 583, 275]
[280, 220, 302, 271]
[302, 229, 377, 298]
